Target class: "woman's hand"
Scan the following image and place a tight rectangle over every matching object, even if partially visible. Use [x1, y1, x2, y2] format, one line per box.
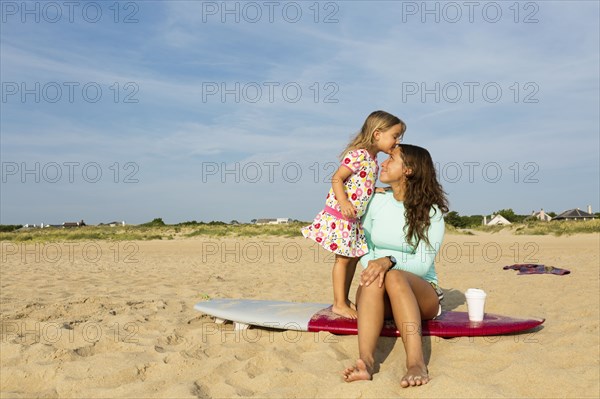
[339, 200, 357, 219]
[360, 257, 392, 288]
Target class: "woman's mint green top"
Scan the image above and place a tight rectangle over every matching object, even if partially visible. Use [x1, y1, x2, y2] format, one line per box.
[359, 191, 445, 284]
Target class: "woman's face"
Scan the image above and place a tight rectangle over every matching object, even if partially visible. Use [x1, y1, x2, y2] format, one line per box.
[379, 146, 408, 184]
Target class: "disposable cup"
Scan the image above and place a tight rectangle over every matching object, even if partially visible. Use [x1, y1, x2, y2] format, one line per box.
[465, 288, 487, 322]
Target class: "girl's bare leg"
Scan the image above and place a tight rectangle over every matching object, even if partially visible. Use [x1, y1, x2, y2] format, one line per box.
[384, 270, 439, 388]
[332, 255, 358, 318]
[344, 257, 359, 309]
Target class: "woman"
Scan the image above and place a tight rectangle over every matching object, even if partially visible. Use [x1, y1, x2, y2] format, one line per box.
[342, 144, 448, 388]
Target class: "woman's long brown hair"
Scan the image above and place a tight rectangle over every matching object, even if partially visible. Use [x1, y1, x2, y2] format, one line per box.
[399, 144, 449, 248]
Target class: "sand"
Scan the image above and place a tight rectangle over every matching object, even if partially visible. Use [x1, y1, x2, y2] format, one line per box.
[1, 231, 599, 398]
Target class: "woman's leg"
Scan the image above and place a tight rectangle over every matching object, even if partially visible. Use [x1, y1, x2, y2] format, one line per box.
[384, 270, 439, 388]
[342, 282, 386, 381]
[332, 255, 358, 318]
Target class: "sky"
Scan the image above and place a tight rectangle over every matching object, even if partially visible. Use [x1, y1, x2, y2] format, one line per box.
[1, 0, 599, 225]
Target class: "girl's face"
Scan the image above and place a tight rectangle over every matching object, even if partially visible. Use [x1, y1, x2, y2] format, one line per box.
[375, 124, 403, 154]
[379, 146, 409, 184]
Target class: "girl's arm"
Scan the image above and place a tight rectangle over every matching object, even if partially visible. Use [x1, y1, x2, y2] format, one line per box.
[331, 165, 356, 219]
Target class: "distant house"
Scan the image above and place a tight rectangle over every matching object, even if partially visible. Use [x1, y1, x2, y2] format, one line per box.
[22, 224, 40, 229]
[98, 221, 126, 227]
[531, 209, 552, 222]
[42, 223, 60, 228]
[21, 223, 58, 229]
[63, 220, 86, 228]
[553, 207, 595, 221]
[255, 218, 292, 225]
[483, 214, 511, 226]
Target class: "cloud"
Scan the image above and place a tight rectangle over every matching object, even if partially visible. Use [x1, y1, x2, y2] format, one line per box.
[1, 1, 598, 223]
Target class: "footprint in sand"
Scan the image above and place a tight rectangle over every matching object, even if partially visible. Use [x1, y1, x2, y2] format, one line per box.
[156, 331, 185, 347]
[191, 381, 210, 399]
[73, 343, 96, 357]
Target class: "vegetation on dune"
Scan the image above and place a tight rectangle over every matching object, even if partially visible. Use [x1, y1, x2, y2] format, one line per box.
[0, 220, 308, 242]
[512, 219, 600, 236]
[184, 222, 305, 238]
[0, 225, 23, 232]
[444, 208, 530, 228]
[0, 225, 174, 242]
[452, 219, 600, 236]
[1, 215, 597, 242]
[443, 208, 599, 236]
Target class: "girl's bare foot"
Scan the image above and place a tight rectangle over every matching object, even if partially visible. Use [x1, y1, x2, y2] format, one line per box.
[400, 365, 429, 388]
[342, 359, 372, 382]
[332, 304, 358, 319]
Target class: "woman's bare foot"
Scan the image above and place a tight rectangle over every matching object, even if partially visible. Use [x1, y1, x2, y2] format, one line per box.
[342, 359, 372, 382]
[332, 303, 358, 319]
[400, 364, 429, 388]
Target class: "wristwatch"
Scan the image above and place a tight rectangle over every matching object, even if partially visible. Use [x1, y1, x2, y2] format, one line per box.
[386, 255, 397, 270]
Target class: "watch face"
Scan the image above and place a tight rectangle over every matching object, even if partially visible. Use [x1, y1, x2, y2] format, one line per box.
[389, 255, 397, 265]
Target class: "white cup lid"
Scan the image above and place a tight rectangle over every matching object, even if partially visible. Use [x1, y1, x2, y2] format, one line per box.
[465, 288, 486, 296]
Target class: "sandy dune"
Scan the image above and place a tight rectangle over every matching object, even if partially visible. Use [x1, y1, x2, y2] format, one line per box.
[1, 231, 598, 398]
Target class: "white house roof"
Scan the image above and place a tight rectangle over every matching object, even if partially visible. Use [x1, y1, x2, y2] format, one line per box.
[487, 214, 511, 225]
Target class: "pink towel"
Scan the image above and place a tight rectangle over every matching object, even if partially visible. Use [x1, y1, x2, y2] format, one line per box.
[503, 264, 571, 275]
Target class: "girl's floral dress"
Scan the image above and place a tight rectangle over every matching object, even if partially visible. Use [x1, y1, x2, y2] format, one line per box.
[302, 149, 378, 257]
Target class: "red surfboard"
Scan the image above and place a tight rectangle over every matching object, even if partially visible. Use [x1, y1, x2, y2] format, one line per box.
[307, 306, 545, 337]
[194, 299, 544, 337]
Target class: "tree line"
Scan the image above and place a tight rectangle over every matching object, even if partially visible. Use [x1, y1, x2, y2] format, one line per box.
[444, 209, 558, 228]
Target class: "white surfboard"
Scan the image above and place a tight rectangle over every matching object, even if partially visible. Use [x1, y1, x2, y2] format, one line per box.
[194, 299, 329, 331]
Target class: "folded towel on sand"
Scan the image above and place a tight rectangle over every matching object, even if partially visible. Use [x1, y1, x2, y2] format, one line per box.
[503, 264, 571, 275]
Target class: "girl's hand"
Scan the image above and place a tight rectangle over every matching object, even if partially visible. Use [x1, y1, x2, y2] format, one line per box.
[339, 200, 357, 219]
[360, 257, 392, 288]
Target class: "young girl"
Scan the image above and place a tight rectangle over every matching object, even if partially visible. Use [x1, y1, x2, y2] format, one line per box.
[302, 110, 406, 318]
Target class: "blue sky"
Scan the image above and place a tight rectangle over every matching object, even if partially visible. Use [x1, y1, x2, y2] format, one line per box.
[1, 0, 599, 225]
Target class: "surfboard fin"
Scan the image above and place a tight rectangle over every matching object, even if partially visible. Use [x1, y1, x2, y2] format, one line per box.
[234, 322, 250, 331]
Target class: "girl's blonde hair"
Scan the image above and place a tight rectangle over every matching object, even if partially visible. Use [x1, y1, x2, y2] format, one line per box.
[340, 110, 406, 159]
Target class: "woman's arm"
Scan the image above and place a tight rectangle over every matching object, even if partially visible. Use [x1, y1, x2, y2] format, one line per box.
[361, 210, 444, 287]
[358, 193, 378, 267]
[359, 195, 390, 287]
[396, 209, 445, 276]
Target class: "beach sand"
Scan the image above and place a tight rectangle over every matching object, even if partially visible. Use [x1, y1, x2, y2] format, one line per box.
[1, 231, 599, 398]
